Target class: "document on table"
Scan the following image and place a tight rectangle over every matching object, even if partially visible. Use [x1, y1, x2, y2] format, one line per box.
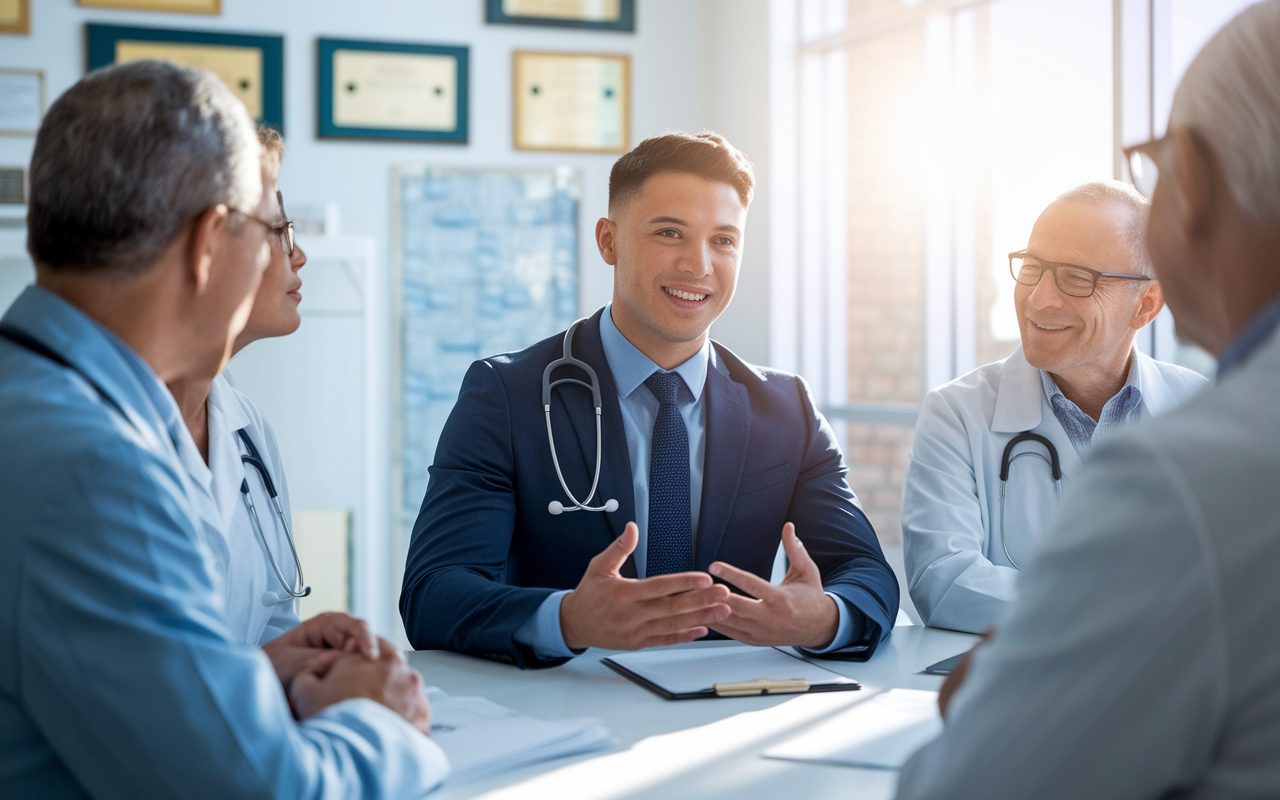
[603, 645, 860, 699]
[426, 690, 612, 786]
[764, 689, 943, 769]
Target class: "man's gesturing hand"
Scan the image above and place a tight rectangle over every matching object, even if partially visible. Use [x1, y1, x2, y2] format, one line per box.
[708, 522, 840, 649]
[559, 522, 732, 651]
[290, 637, 433, 736]
[262, 611, 379, 688]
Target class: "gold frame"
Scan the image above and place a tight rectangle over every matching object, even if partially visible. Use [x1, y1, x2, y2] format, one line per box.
[0, 68, 44, 136]
[76, 0, 221, 14]
[513, 50, 630, 154]
[0, 0, 30, 35]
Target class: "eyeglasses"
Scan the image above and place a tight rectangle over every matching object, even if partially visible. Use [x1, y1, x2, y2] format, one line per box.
[1123, 137, 1164, 200]
[234, 190, 296, 256]
[1009, 250, 1151, 298]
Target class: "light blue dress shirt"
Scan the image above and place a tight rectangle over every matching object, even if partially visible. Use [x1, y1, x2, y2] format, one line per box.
[0, 286, 447, 798]
[1040, 355, 1144, 455]
[515, 305, 857, 658]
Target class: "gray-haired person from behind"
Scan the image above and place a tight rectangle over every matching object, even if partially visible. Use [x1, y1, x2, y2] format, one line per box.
[897, 1, 1280, 798]
[0, 59, 448, 797]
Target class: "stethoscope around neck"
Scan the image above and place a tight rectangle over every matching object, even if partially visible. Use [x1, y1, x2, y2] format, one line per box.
[236, 428, 311, 604]
[998, 431, 1063, 571]
[543, 318, 618, 516]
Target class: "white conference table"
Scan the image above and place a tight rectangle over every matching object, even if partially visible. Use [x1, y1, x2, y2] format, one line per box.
[408, 624, 978, 800]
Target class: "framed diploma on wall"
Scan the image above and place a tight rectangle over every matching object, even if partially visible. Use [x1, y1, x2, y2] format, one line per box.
[77, 0, 221, 13]
[486, 0, 634, 32]
[86, 23, 284, 132]
[318, 38, 468, 144]
[1, 0, 30, 35]
[0, 69, 43, 136]
[513, 51, 629, 153]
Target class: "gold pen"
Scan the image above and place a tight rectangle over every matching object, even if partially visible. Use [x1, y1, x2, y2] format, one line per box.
[713, 678, 810, 697]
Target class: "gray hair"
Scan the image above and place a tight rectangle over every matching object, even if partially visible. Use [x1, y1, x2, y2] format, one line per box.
[1054, 180, 1153, 277]
[1170, 0, 1280, 222]
[27, 59, 261, 276]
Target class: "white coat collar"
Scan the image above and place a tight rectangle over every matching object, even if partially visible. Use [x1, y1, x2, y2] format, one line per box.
[994, 345, 1178, 434]
[992, 345, 1044, 433]
[209, 373, 252, 435]
[1131, 348, 1180, 417]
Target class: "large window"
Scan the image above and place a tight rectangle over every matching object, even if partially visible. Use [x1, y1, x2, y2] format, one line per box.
[776, 0, 1243, 545]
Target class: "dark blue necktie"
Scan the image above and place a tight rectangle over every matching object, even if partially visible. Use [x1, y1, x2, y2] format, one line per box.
[644, 371, 693, 576]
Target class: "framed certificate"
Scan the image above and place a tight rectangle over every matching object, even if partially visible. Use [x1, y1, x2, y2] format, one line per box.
[0, 69, 43, 136]
[513, 51, 628, 153]
[1, 0, 30, 35]
[77, 0, 220, 13]
[86, 23, 284, 132]
[318, 39, 468, 144]
[487, 0, 634, 32]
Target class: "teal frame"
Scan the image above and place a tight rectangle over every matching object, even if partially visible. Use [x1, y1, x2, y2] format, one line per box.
[86, 23, 284, 133]
[317, 38, 468, 144]
[486, 0, 635, 32]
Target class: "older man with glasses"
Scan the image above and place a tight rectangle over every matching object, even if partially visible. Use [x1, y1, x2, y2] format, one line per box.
[901, 181, 1207, 634]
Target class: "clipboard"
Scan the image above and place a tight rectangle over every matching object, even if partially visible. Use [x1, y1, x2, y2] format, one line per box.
[602, 645, 861, 700]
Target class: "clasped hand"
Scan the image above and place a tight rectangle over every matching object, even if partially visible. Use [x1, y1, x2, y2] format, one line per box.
[262, 612, 432, 736]
[559, 521, 838, 651]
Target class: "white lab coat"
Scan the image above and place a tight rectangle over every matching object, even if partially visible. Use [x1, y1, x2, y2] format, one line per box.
[897, 327, 1280, 800]
[173, 374, 302, 645]
[902, 345, 1207, 633]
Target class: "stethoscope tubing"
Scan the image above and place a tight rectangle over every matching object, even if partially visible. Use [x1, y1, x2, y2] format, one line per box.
[543, 318, 617, 515]
[998, 431, 1063, 572]
[237, 428, 310, 599]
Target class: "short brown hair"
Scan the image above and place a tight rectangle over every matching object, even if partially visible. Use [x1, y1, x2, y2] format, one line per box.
[608, 131, 754, 214]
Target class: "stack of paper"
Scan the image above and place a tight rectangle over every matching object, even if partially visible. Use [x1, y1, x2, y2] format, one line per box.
[763, 689, 943, 769]
[426, 690, 612, 786]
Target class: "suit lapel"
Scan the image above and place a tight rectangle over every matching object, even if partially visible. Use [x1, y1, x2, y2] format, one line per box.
[694, 347, 751, 570]
[556, 312, 638, 576]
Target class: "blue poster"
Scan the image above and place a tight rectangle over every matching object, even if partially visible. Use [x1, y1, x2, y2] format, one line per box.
[396, 166, 580, 527]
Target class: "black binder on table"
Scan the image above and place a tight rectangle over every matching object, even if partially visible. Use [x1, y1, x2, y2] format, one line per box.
[602, 645, 862, 701]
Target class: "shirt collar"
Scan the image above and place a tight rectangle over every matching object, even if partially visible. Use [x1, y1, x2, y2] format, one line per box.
[1040, 351, 1143, 411]
[2, 285, 185, 450]
[1217, 293, 1280, 377]
[599, 304, 709, 400]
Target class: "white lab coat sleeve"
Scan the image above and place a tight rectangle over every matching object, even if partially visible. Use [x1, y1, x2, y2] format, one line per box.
[895, 436, 1229, 800]
[902, 389, 1018, 633]
[257, 414, 303, 644]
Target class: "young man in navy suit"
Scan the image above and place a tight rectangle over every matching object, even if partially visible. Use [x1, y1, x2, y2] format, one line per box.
[401, 132, 898, 668]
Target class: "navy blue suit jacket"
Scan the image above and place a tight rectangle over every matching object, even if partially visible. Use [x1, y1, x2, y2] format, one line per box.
[401, 309, 898, 668]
